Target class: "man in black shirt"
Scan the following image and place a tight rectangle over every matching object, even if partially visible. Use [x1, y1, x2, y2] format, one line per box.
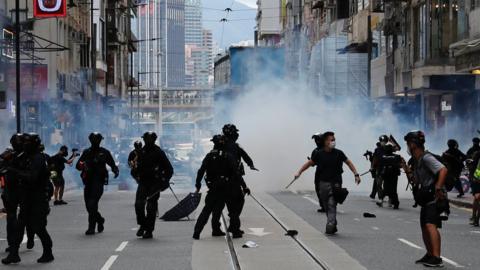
[442, 139, 467, 198]
[76, 132, 119, 235]
[371, 135, 388, 200]
[135, 132, 173, 239]
[467, 137, 480, 158]
[295, 131, 361, 235]
[193, 135, 236, 239]
[128, 141, 142, 182]
[50, 145, 77, 205]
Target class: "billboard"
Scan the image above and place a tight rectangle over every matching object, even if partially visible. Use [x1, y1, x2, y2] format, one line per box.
[6, 64, 49, 102]
[33, 0, 67, 18]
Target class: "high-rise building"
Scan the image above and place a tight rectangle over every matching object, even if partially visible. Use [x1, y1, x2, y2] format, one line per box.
[160, 0, 185, 87]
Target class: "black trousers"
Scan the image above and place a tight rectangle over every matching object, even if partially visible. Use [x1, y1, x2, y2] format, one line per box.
[453, 176, 464, 195]
[84, 181, 105, 227]
[225, 186, 244, 233]
[135, 183, 160, 232]
[15, 194, 52, 253]
[194, 187, 226, 234]
[383, 176, 399, 207]
[370, 178, 377, 198]
[2, 191, 35, 250]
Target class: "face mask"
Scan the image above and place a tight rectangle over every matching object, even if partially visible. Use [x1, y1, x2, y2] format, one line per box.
[329, 141, 336, 149]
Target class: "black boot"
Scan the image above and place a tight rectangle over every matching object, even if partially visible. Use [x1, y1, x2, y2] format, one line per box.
[85, 223, 96, 235]
[193, 231, 200, 240]
[142, 231, 153, 239]
[37, 249, 54, 263]
[136, 226, 145, 237]
[97, 217, 105, 233]
[212, 230, 226, 237]
[1, 251, 21, 265]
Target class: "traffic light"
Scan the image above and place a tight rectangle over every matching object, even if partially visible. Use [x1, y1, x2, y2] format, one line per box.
[33, 0, 67, 18]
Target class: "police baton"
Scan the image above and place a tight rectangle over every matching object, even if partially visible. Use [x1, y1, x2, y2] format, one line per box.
[285, 176, 299, 189]
[359, 169, 372, 177]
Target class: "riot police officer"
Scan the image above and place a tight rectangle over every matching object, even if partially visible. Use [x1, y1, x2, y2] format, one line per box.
[128, 140, 143, 182]
[371, 135, 389, 201]
[376, 144, 407, 209]
[193, 135, 236, 240]
[1, 134, 25, 262]
[135, 132, 173, 239]
[312, 133, 326, 212]
[76, 132, 119, 235]
[442, 139, 467, 198]
[222, 124, 256, 238]
[2, 133, 54, 264]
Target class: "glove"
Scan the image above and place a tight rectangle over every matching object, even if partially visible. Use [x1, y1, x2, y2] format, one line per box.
[243, 187, 251, 196]
[113, 169, 119, 179]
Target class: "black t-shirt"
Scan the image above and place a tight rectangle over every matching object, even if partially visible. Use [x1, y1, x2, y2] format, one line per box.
[49, 154, 68, 173]
[311, 148, 347, 183]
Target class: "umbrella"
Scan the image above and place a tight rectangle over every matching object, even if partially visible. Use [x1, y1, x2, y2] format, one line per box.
[160, 192, 201, 221]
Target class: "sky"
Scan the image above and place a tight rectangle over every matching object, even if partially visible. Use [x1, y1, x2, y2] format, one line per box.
[202, 0, 257, 50]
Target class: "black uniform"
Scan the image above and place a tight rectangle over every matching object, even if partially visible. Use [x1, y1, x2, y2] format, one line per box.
[223, 140, 253, 234]
[378, 152, 402, 208]
[193, 148, 236, 236]
[128, 149, 140, 181]
[135, 145, 173, 234]
[12, 151, 53, 259]
[0, 149, 24, 252]
[442, 148, 466, 196]
[76, 147, 118, 232]
[372, 145, 386, 199]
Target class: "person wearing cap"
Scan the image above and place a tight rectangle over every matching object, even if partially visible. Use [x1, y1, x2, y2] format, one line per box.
[76, 132, 119, 236]
[134, 132, 173, 239]
[192, 135, 236, 240]
[404, 130, 448, 268]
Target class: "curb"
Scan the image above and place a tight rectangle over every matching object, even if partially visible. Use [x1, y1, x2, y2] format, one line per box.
[449, 198, 473, 209]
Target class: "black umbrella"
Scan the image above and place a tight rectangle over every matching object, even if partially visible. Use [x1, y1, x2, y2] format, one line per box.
[160, 191, 201, 221]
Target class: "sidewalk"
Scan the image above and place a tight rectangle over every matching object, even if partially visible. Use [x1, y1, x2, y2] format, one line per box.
[449, 191, 474, 208]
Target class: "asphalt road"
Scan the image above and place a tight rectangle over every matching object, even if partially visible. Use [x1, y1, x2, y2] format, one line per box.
[1, 187, 479, 269]
[272, 190, 480, 270]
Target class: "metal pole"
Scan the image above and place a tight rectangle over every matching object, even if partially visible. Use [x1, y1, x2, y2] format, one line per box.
[137, 71, 140, 124]
[130, 50, 133, 123]
[91, 0, 96, 97]
[367, 15, 372, 98]
[15, 0, 21, 133]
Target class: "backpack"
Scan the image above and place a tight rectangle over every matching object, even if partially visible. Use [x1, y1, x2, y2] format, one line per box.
[379, 154, 401, 178]
[428, 153, 456, 192]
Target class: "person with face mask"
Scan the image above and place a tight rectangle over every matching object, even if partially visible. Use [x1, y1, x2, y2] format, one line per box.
[76, 132, 119, 235]
[371, 135, 389, 201]
[2, 133, 54, 265]
[221, 124, 256, 238]
[49, 145, 77, 205]
[295, 131, 361, 235]
[135, 132, 173, 239]
[193, 135, 236, 240]
[404, 130, 448, 268]
[441, 139, 466, 198]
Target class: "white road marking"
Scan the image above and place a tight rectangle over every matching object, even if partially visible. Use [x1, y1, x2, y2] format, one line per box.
[398, 238, 465, 268]
[450, 204, 472, 212]
[371, 226, 379, 231]
[131, 228, 138, 231]
[115, 241, 128, 252]
[398, 238, 422, 249]
[470, 231, 480, 234]
[302, 195, 345, 213]
[353, 218, 360, 221]
[303, 196, 319, 206]
[247, 228, 273, 237]
[0, 238, 6, 241]
[100, 255, 118, 270]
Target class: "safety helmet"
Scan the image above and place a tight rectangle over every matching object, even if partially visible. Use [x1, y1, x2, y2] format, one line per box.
[210, 134, 224, 145]
[88, 132, 103, 144]
[447, 139, 458, 149]
[473, 137, 480, 144]
[142, 131, 158, 141]
[404, 130, 425, 146]
[379, 135, 389, 143]
[134, 140, 143, 149]
[222, 124, 239, 136]
[312, 132, 323, 140]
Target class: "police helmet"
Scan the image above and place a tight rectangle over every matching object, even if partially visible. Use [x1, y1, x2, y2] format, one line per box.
[311, 132, 323, 140]
[142, 131, 157, 141]
[23, 133, 42, 146]
[210, 134, 224, 145]
[447, 139, 458, 149]
[222, 124, 239, 137]
[404, 130, 425, 146]
[134, 140, 143, 149]
[379, 135, 389, 143]
[10, 133, 24, 144]
[88, 132, 104, 144]
[473, 137, 480, 144]
[384, 143, 394, 154]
